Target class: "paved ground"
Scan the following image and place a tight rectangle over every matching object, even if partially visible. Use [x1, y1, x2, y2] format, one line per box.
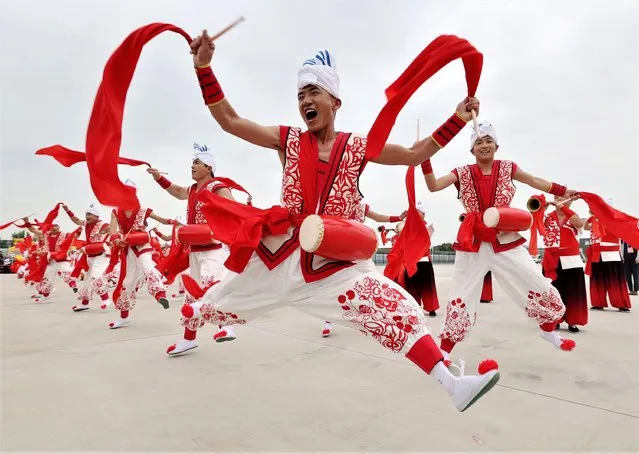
[2, 265, 638, 452]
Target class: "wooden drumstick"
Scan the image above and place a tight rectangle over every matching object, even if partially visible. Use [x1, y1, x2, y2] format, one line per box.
[210, 16, 246, 41]
[416, 118, 420, 141]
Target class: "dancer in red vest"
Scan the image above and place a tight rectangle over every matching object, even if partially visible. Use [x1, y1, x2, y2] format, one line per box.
[23, 219, 79, 302]
[147, 144, 243, 355]
[585, 205, 632, 312]
[61, 203, 114, 312]
[184, 34, 499, 412]
[423, 122, 578, 364]
[540, 196, 588, 331]
[107, 178, 177, 329]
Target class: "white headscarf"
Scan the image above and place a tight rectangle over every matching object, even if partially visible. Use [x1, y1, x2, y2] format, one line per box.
[416, 201, 425, 213]
[470, 121, 498, 147]
[85, 203, 100, 217]
[297, 50, 340, 99]
[193, 143, 216, 175]
[123, 178, 136, 188]
[175, 215, 185, 225]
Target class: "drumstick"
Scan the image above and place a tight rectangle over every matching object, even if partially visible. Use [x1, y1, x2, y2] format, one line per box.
[210, 16, 246, 41]
[416, 118, 420, 141]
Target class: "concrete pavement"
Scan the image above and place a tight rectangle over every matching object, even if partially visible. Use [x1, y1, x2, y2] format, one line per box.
[2, 265, 638, 452]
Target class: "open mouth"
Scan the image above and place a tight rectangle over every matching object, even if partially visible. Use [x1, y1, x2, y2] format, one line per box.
[304, 108, 318, 121]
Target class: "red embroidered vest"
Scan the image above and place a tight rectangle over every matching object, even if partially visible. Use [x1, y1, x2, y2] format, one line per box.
[454, 160, 525, 252]
[187, 178, 226, 251]
[543, 212, 579, 251]
[85, 221, 108, 244]
[256, 126, 367, 282]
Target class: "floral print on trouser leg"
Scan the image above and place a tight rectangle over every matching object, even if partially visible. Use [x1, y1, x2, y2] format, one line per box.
[525, 287, 565, 324]
[337, 275, 425, 353]
[180, 274, 220, 330]
[440, 298, 476, 343]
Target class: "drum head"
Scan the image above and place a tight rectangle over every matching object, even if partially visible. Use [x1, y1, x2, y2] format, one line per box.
[299, 215, 324, 253]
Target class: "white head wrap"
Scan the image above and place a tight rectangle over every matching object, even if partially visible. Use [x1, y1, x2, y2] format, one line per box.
[193, 143, 216, 175]
[123, 178, 136, 188]
[85, 203, 100, 217]
[175, 215, 185, 225]
[470, 121, 498, 147]
[297, 50, 340, 99]
[416, 201, 425, 213]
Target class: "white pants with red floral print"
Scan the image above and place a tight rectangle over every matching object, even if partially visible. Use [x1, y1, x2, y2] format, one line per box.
[181, 247, 234, 331]
[77, 254, 109, 302]
[441, 242, 566, 343]
[36, 260, 73, 296]
[197, 247, 431, 354]
[115, 249, 166, 311]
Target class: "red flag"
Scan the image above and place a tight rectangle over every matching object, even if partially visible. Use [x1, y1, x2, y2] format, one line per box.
[384, 166, 430, 281]
[579, 192, 639, 249]
[36, 145, 151, 168]
[366, 35, 483, 161]
[84, 23, 192, 209]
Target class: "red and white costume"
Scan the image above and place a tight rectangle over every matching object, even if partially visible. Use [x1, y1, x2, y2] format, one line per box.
[35, 229, 77, 300]
[109, 199, 168, 329]
[439, 123, 569, 354]
[69, 205, 113, 312]
[541, 210, 588, 327]
[167, 174, 236, 356]
[586, 215, 632, 311]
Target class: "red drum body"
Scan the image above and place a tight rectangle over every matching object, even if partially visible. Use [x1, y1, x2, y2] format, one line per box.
[125, 231, 150, 246]
[483, 207, 533, 232]
[84, 242, 107, 257]
[176, 225, 216, 246]
[299, 215, 378, 261]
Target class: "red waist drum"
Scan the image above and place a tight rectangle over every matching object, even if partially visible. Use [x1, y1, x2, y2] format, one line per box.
[299, 215, 378, 261]
[483, 207, 533, 232]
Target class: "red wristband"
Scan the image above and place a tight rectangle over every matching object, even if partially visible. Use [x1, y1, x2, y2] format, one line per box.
[548, 182, 567, 196]
[560, 206, 576, 218]
[166, 219, 177, 225]
[389, 216, 401, 223]
[195, 65, 225, 106]
[421, 159, 433, 175]
[156, 176, 172, 189]
[65, 208, 75, 217]
[431, 113, 467, 148]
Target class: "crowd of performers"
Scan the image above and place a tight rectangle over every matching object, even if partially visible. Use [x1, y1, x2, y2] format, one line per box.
[3, 26, 638, 414]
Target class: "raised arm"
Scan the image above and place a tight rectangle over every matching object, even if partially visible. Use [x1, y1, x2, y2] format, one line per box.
[371, 97, 478, 166]
[109, 211, 118, 235]
[513, 167, 577, 198]
[61, 204, 86, 226]
[190, 31, 281, 151]
[152, 228, 172, 242]
[422, 160, 459, 192]
[22, 217, 43, 239]
[148, 212, 176, 226]
[366, 207, 405, 223]
[147, 169, 189, 200]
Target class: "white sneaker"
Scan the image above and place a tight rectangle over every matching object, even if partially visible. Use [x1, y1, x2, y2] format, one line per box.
[108, 318, 130, 329]
[166, 339, 199, 356]
[541, 331, 576, 351]
[213, 326, 236, 343]
[451, 370, 500, 412]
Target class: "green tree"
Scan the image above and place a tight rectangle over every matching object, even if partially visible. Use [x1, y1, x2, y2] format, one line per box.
[12, 231, 26, 239]
[432, 242, 454, 252]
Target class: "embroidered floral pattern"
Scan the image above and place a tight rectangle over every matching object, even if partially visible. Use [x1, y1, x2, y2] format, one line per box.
[145, 268, 166, 298]
[115, 289, 136, 311]
[280, 127, 304, 214]
[352, 201, 366, 223]
[525, 288, 565, 324]
[337, 276, 424, 352]
[188, 181, 225, 225]
[440, 297, 475, 343]
[457, 160, 516, 213]
[86, 222, 108, 243]
[199, 303, 247, 327]
[543, 215, 560, 248]
[324, 135, 366, 218]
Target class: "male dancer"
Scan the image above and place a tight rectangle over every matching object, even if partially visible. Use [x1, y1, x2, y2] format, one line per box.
[423, 122, 578, 357]
[108, 178, 177, 329]
[147, 145, 240, 355]
[185, 33, 498, 412]
[23, 218, 79, 302]
[585, 207, 632, 312]
[541, 196, 588, 332]
[61, 203, 114, 312]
